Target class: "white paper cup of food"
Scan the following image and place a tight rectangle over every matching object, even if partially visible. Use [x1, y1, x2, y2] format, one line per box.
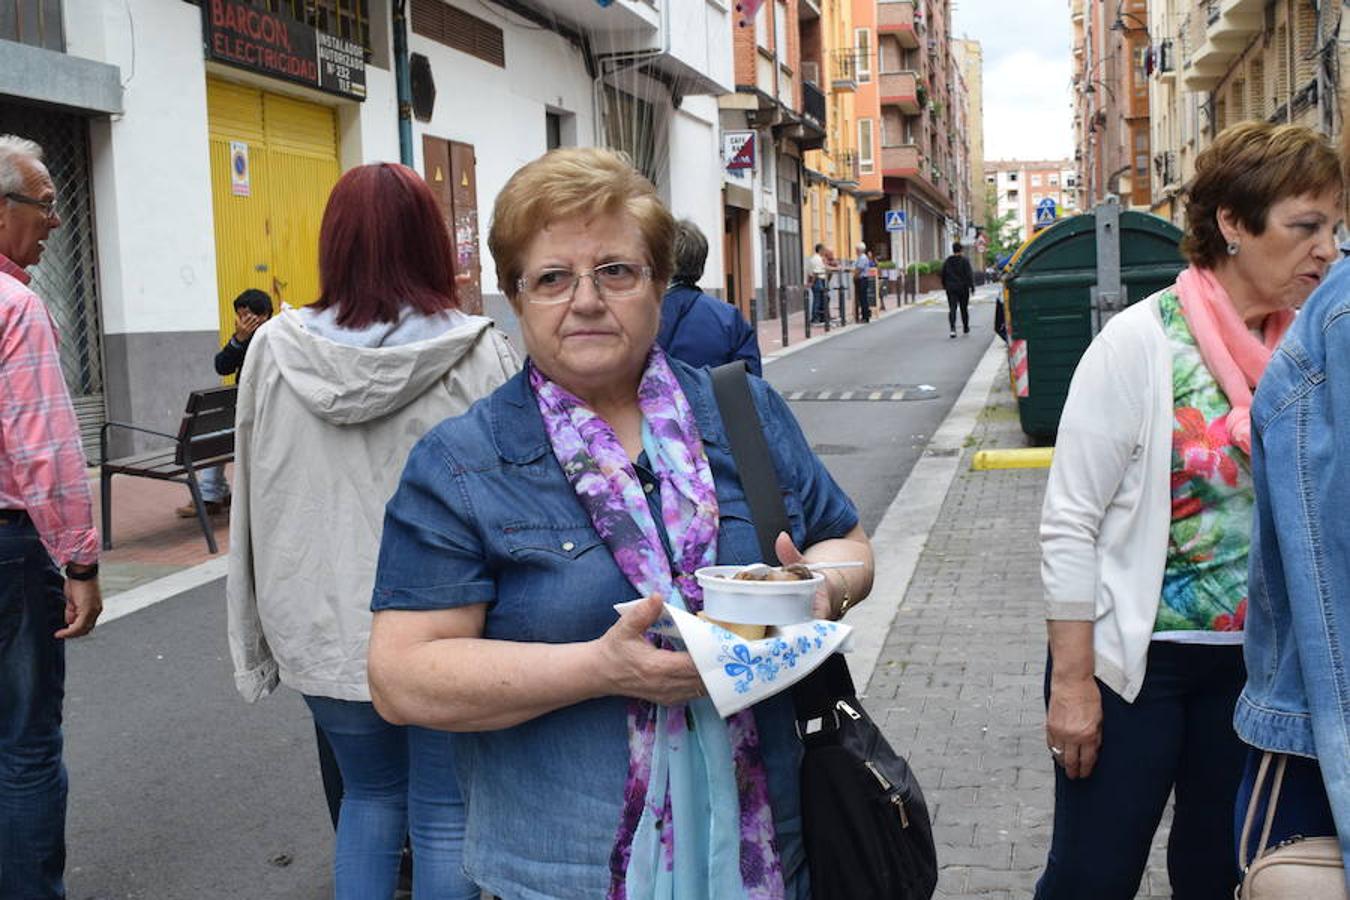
[694, 565, 824, 626]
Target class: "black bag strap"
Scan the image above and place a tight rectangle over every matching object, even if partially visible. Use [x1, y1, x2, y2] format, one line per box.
[708, 362, 854, 722]
[710, 361, 791, 565]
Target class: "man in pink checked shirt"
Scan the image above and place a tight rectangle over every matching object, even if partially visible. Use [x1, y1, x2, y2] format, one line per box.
[0, 134, 102, 899]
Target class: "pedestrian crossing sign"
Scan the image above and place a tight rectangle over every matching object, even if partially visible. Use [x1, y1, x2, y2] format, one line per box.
[1034, 198, 1059, 228]
[885, 210, 908, 232]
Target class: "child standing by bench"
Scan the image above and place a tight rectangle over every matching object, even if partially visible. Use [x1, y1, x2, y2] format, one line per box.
[176, 289, 271, 518]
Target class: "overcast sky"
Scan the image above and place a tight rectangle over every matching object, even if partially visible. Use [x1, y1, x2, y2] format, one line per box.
[951, 0, 1074, 162]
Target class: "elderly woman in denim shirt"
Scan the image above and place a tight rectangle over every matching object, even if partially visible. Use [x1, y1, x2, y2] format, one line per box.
[366, 147, 875, 900]
[1237, 246, 1350, 886]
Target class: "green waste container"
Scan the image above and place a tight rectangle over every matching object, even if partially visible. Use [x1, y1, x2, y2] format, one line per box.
[1003, 199, 1185, 440]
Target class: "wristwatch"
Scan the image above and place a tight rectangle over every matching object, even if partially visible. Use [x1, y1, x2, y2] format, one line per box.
[65, 562, 99, 581]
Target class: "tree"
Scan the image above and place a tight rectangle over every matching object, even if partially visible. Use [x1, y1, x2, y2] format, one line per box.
[982, 183, 1022, 267]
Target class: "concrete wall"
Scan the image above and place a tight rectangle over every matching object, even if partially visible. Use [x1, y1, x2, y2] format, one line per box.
[408, 7, 597, 298]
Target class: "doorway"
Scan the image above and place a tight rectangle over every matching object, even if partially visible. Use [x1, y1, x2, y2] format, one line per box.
[422, 136, 482, 314]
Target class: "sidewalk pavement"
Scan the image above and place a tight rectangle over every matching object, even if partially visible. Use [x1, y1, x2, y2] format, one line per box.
[867, 357, 1173, 899]
[95, 467, 231, 597]
[755, 284, 947, 360]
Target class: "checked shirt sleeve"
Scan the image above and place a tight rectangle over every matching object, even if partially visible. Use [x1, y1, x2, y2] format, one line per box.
[0, 286, 99, 565]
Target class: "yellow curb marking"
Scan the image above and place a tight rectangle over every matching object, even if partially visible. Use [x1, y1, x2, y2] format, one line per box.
[971, 447, 1055, 471]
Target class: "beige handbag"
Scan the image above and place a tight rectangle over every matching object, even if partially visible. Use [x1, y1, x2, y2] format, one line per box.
[1237, 752, 1348, 900]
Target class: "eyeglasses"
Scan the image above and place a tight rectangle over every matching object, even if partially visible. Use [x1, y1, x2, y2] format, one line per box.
[4, 193, 57, 219]
[516, 262, 653, 306]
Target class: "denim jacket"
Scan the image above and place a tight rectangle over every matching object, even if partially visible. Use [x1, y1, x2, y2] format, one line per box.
[372, 358, 858, 900]
[1236, 260, 1350, 871]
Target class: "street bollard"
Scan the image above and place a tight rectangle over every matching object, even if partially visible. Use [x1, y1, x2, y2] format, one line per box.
[803, 285, 812, 340]
[779, 286, 790, 350]
[834, 276, 847, 327]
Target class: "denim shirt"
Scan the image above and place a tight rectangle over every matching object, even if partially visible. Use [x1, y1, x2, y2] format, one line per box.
[372, 359, 858, 900]
[1236, 258, 1350, 870]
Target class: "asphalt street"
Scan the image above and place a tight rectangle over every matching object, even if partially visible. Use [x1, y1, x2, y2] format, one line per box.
[60, 286, 1000, 899]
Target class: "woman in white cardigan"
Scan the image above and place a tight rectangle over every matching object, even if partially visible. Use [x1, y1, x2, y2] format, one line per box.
[1035, 122, 1343, 898]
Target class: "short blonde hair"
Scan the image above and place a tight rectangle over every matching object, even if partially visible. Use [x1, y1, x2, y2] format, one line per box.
[488, 147, 676, 305]
[1182, 121, 1342, 268]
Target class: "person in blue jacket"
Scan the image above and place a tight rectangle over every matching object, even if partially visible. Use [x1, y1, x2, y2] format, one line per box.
[657, 219, 762, 375]
[1237, 253, 1350, 885]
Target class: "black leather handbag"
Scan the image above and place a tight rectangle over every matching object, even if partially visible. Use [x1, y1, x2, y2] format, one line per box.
[710, 362, 939, 900]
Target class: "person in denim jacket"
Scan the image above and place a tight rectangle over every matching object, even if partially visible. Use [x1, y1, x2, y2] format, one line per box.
[1237, 254, 1350, 884]
[367, 148, 875, 900]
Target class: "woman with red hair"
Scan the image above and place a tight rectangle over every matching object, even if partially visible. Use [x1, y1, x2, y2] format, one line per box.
[226, 162, 518, 898]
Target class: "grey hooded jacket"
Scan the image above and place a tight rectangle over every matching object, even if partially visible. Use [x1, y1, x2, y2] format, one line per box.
[226, 307, 520, 702]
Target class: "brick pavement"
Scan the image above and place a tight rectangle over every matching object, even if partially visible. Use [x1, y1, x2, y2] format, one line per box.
[866, 368, 1174, 899]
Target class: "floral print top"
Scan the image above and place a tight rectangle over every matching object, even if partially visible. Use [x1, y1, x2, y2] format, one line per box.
[1156, 289, 1251, 641]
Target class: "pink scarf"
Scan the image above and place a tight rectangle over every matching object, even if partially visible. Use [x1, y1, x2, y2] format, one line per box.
[1175, 265, 1293, 454]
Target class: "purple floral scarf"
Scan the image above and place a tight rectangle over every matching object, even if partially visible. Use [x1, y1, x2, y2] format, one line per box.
[529, 347, 784, 899]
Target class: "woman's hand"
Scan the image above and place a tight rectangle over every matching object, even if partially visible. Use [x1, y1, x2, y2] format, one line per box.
[596, 594, 706, 706]
[774, 528, 872, 620]
[1045, 674, 1103, 779]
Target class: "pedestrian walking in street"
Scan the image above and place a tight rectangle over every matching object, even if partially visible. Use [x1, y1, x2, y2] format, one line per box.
[226, 162, 518, 900]
[0, 135, 103, 899]
[1236, 207, 1350, 884]
[1037, 122, 1342, 899]
[852, 241, 872, 323]
[940, 241, 974, 338]
[658, 218, 761, 375]
[173, 288, 272, 519]
[808, 242, 829, 323]
[367, 147, 875, 900]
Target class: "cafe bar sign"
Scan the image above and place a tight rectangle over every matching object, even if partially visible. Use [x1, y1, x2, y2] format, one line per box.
[202, 0, 367, 101]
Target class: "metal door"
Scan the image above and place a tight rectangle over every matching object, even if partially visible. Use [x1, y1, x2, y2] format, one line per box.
[0, 103, 104, 460]
[207, 78, 340, 345]
[421, 135, 481, 313]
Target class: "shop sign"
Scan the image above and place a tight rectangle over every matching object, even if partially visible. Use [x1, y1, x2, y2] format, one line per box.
[723, 131, 755, 170]
[202, 0, 367, 101]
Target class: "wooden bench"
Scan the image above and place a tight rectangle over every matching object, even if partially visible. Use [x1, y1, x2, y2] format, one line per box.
[100, 386, 237, 554]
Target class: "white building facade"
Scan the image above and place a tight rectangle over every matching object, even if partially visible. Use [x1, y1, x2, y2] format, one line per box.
[1, 0, 732, 457]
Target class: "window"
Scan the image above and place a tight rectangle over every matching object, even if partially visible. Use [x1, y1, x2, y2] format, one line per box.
[276, 0, 372, 52]
[858, 119, 874, 174]
[1031, 174, 1042, 186]
[756, 4, 770, 49]
[855, 29, 872, 82]
[775, 0, 789, 57]
[1008, 172, 1018, 182]
[546, 113, 562, 151]
[1049, 174, 1059, 186]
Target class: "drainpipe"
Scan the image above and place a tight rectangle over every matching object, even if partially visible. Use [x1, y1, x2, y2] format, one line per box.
[393, 0, 414, 166]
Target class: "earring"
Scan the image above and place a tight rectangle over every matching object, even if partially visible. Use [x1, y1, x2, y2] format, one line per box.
[1227, 240, 1240, 256]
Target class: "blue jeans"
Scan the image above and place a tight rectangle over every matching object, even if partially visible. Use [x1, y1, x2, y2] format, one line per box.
[303, 696, 476, 900]
[810, 280, 828, 322]
[196, 464, 229, 503]
[1036, 641, 1247, 900]
[0, 516, 68, 899]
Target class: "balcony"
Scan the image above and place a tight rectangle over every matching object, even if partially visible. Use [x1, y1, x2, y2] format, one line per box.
[1183, 0, 1263, 91]
[525, 0, 732, 95]
[832, 49, 858, 92]
[881, 144, 922, 177]
[878, 0, 919, 49]
[835, 150, 861, 186]
[879, 70, 921, 114]
[802, 79, 826, 128]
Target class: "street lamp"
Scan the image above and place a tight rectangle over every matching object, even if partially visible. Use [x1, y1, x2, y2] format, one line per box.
[1082, 79, 1116, 102]
[1111, 10, 1151, 37]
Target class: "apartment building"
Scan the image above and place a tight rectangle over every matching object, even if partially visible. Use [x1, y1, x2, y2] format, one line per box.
[985, 159, 1079, 241]
[1073, 0, 1151, 209]
[1148, 0, 1343, 224]
[953, 38, 985, 230]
